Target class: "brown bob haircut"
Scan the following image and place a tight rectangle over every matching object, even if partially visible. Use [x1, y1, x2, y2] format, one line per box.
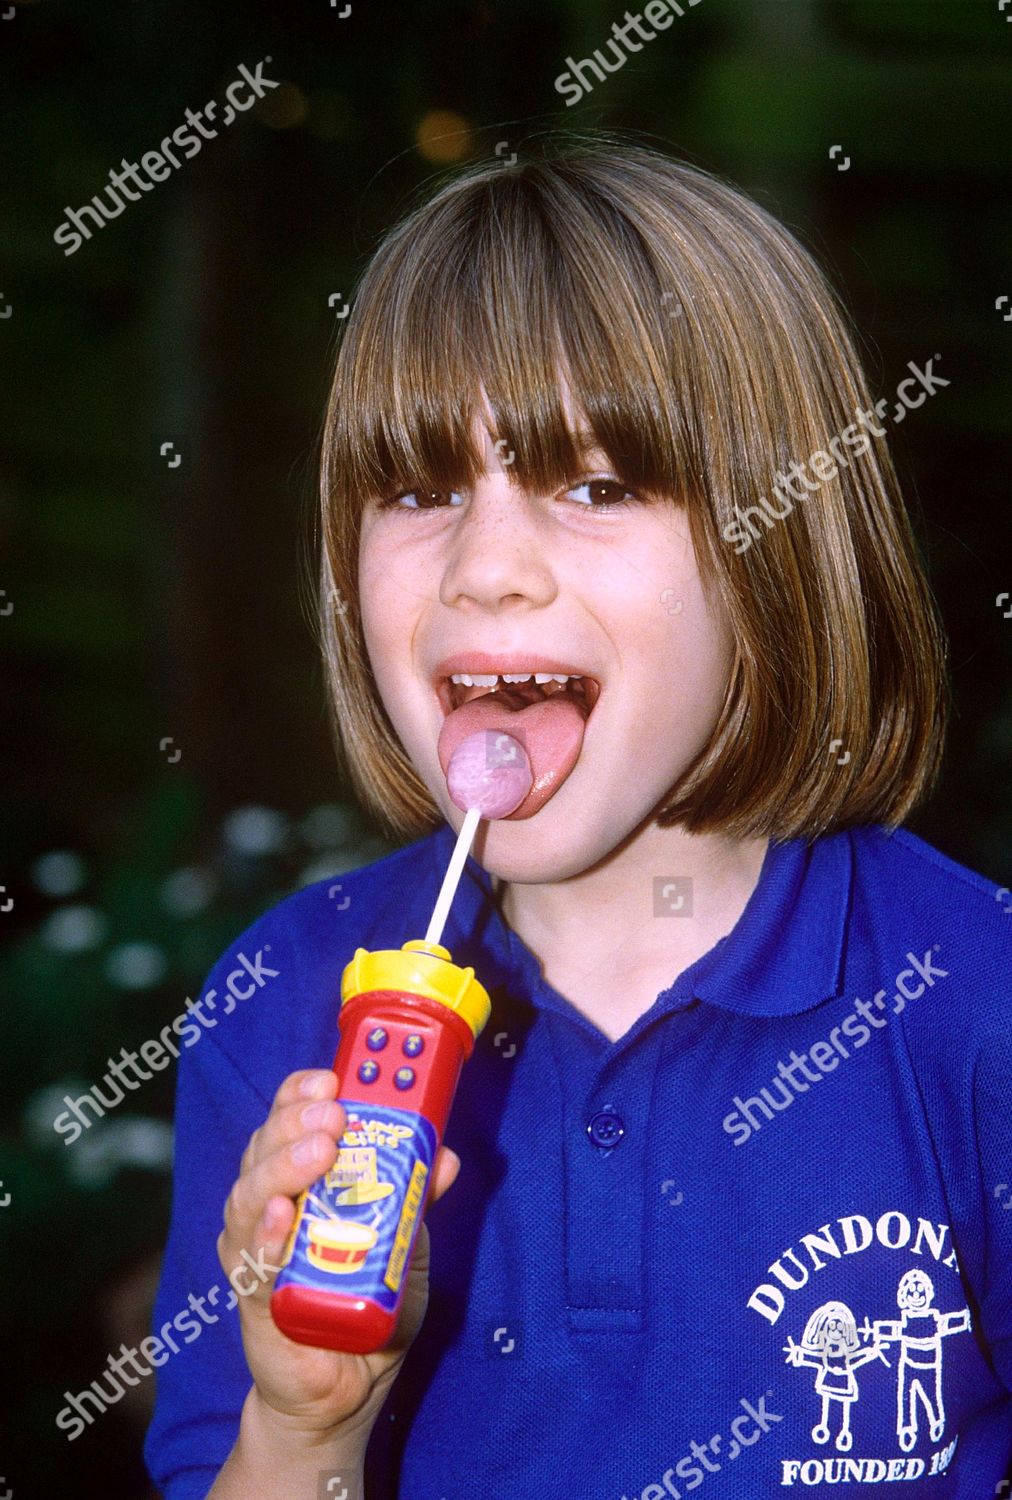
[315, 131, 948, 846]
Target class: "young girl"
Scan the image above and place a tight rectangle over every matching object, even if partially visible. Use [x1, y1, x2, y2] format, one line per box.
[144, 134, 1012, 1498]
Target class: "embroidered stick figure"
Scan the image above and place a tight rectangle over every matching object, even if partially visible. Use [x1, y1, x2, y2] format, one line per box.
[859, 1269, 970, 1450]
[784, 1300, 887, 1451]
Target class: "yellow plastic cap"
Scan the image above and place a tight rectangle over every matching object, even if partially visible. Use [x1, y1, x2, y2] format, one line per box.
[340, 939, 491, 1040]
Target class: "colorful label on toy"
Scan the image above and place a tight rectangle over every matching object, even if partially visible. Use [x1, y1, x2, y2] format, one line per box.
[275, 1101, 436, 1310]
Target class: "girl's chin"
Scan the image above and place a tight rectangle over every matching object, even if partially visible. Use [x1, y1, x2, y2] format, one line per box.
[463, 802, 627, 879]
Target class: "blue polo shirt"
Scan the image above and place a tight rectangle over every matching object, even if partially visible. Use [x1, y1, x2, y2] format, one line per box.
[144, 820, 1012, 1498]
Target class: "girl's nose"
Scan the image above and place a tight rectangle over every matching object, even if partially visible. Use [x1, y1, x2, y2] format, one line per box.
[438, 482, 556, 612]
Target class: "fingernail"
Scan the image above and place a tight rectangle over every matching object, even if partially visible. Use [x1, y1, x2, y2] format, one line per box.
[292, 1134, 321, 1164]
[299, 1073, 330, 1098]
[300, 1100, 332, 1129]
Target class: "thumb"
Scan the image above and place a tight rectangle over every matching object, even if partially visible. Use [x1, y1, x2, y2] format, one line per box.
[429, 1145, 461, 1206]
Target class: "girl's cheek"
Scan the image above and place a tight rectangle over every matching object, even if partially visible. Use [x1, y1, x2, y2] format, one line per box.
[360, 537, 407, 614]
[365, 533, 439, 601]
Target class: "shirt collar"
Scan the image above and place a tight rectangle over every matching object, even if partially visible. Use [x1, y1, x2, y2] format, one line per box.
[424, 820, 853, 1022]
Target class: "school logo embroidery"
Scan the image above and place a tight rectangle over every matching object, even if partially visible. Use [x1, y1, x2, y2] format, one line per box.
[746, 1210, 972, 1486]
[784, 1273, 970, 1450]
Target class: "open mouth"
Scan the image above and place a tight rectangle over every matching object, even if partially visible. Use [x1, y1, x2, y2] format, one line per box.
[433, 666, 603, 820]
[436, 672, 602, 719]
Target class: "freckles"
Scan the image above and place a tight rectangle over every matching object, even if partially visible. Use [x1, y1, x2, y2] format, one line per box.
[360, 534, 410, 605]
[361, 554, 433, 663]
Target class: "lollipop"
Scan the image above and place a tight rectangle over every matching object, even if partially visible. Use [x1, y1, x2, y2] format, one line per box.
[446, 729, 533, 819]
[423, 730, 532, 949]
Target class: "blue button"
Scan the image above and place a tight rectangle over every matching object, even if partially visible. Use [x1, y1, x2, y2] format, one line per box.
[587, 1111, 625, 1148]
[357, 1060, 380, 1084]
[402, 1033, 425, 1057]
[366, 1028, 389, 1051]
[394, 1067, 415, 1090]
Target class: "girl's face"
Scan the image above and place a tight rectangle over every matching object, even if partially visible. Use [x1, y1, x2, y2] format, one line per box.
[357, 387, 736, 882]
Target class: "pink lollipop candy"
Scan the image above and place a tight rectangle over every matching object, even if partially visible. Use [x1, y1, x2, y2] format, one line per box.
[446, 730, 532, 819]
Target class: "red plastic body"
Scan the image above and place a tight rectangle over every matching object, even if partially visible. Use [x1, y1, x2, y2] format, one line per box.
[271, 987, 475, 1352]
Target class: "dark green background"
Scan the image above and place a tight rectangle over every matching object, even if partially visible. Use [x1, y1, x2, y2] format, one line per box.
[2, 1, 1010, 1493]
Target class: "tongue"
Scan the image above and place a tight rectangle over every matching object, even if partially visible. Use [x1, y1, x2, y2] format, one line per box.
[437, 691, 589, 820]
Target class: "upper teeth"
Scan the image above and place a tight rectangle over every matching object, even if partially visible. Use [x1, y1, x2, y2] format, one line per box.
[449, 672, 578, 687]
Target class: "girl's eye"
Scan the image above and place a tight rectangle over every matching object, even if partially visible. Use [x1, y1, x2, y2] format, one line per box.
[564, 476, 638, 511]
[378, 488, 465, 513]
[376, 476, 638, 514]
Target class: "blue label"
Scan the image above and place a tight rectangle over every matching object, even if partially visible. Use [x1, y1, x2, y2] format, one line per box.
[275, 1100, 436, 1312]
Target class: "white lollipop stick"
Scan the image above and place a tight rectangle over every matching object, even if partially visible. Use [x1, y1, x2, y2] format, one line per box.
[424, 729, 533, 948]
[424, 805, 481, 948]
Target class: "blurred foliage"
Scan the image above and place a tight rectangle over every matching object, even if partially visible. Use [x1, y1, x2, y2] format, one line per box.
[0, 779, 392, 1490]
[1, 0, 1010, 1493]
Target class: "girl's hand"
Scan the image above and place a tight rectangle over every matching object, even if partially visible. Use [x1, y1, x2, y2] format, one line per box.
[216, 1067, 460, 1446]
